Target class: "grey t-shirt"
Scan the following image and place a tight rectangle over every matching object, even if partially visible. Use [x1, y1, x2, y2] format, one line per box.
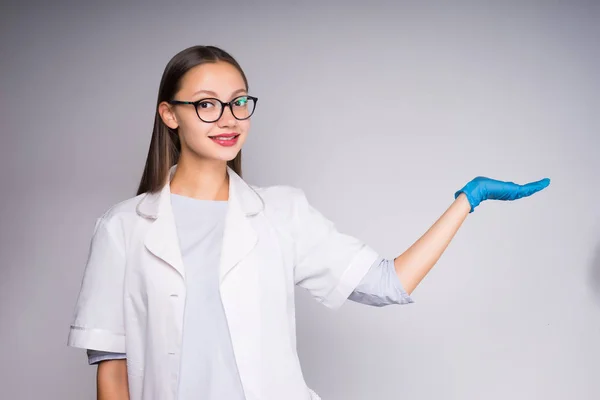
[86, 195, 414, 397]
[170, 194, 246, 399]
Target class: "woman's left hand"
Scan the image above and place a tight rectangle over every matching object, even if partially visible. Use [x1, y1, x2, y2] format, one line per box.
[455, 176, 551, 213]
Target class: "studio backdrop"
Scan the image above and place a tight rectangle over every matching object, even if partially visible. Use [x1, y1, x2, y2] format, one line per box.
[1, 1, 599, 399]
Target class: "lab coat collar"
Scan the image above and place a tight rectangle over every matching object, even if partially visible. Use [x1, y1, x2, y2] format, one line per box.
[135, 164, 262, 282]
[135, 165, 264, 220]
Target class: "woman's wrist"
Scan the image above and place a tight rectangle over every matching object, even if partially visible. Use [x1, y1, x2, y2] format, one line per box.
[454, 192, 472, 215]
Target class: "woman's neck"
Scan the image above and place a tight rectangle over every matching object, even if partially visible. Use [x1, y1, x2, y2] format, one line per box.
[169, 159, 229, 201]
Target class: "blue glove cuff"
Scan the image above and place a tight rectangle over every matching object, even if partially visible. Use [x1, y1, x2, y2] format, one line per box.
[454, 187, 479, 213]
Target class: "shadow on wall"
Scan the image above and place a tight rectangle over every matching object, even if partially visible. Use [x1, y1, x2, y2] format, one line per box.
[590, 240, 600, 307]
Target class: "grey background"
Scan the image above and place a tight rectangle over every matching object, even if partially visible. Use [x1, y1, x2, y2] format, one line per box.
[1, 0, 599, 399]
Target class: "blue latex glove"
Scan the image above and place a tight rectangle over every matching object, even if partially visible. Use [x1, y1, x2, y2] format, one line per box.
[454, 176, 550, 213]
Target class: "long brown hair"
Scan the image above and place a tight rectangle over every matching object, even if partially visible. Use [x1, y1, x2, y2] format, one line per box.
[136, 45, 248, 195]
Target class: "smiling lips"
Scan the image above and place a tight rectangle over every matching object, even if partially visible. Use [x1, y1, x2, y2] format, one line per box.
[209, 133, 240, 147]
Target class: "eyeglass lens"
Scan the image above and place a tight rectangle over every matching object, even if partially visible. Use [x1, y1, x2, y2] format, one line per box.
[197, 96, 256, 122]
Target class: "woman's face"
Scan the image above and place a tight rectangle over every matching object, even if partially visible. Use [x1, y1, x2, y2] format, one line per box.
[160, 61, 251, 163]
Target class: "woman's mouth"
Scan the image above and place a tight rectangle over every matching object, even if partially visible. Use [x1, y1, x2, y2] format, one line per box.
[209, 133, 240, 147]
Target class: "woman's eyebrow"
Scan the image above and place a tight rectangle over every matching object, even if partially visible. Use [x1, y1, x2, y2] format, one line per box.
[191, 88, 248, 98]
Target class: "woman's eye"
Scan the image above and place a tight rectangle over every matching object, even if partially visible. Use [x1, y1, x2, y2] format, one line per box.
[234, 97, 248, 107]
[198, 101, 216, 109]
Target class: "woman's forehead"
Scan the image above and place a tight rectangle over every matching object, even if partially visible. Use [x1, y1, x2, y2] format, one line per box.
[179, 62, 246, 97]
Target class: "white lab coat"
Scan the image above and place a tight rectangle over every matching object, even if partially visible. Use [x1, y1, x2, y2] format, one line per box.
[67, 166, 379, 400]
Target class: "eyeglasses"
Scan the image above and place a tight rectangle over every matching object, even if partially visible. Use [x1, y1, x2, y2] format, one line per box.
[169, 95, 258, 123]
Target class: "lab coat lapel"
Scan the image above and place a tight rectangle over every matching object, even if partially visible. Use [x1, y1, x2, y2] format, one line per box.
[219, 167, 261, 284]
[138, 177, 186, 279]
[136, 165, 263, 282]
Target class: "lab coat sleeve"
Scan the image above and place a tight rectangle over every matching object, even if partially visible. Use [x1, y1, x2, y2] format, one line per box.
[291, 188, 380, 310]
[67, 216, 126, 353]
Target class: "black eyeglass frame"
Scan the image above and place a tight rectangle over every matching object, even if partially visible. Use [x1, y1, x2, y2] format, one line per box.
[168, 95, 258, 123]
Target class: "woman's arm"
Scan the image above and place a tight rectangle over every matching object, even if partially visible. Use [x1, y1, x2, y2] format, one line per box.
[394, 176, 551, 294]
[97, 359, 129, 400]
[394, 193, 471, 294]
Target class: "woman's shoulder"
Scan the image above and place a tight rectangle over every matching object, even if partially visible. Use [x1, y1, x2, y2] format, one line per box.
[253, 184, 303, 199]
[251, 184, 318, 222]
[93, 193, 147, 229]
[252, 184, 308, 208]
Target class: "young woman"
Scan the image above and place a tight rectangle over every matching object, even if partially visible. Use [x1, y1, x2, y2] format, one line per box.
[67, 45, 550, 400]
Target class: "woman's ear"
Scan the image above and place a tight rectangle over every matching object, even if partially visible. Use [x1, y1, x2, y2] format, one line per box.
[158, 102, 179, 129]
